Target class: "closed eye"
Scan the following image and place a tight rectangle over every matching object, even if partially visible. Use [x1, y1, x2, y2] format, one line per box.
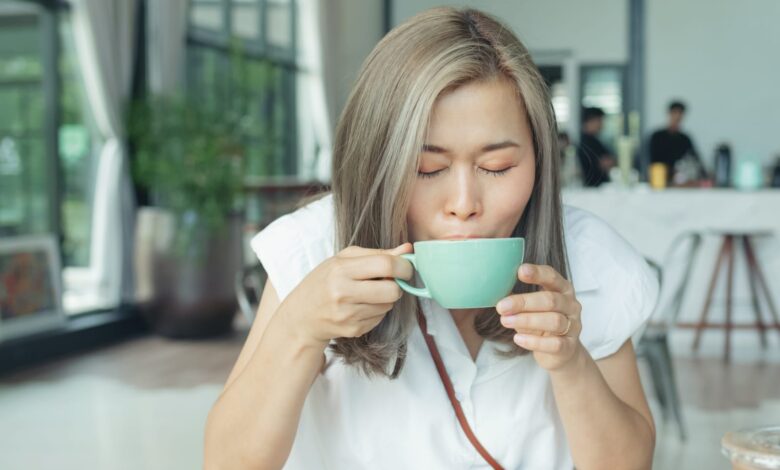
[417, 168, 447, 179]
[416, 166, 515, 179]
[478, 167, 513, 177]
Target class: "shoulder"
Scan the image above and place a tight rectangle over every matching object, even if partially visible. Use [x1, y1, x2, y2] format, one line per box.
[250, 193, 336, 301]
[578, 134, 603, 155]
[649, 129, 665, 140]
[563, 205, 646, 275]
[579, 134, 597, 146]
[563, 205, 659, 359]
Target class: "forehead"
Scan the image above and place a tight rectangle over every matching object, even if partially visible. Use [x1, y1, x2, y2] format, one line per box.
[426, 79, 529, 142]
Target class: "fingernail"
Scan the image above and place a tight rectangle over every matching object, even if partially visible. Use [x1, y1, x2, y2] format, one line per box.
[496, 298, 512, 313]
[514, 334, 529, 345]
[501, 315, 516, 327]
[521, 264, 534, 276]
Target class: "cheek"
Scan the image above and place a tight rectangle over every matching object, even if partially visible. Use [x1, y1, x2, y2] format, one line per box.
[406, 182, 435, 239]
[487, 166, 535, 232]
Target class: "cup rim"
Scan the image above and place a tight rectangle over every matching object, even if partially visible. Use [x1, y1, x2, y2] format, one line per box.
[412, 237, 524, 248]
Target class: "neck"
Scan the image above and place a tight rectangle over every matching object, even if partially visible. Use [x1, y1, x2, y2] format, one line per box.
[449, 308, 487, 361]
[449, 308, 482, 330]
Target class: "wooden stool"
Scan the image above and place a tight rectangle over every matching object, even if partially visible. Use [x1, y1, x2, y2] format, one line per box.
[722, 426, 780, 469]
[684, 231, 780, 361]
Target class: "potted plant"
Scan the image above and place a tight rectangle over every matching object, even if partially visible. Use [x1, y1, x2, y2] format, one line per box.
[128, 49, 276, 338]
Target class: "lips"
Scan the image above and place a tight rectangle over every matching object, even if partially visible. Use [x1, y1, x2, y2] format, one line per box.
[439, 234, 489, 240]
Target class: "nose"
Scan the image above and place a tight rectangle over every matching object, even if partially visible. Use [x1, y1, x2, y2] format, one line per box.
[444, 168, 482, 221]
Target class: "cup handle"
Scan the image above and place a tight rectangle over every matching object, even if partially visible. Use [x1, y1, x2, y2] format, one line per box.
[394, 254, 432, 299]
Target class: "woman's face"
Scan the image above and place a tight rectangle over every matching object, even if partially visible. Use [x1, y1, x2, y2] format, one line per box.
[407, 78, 536, 242]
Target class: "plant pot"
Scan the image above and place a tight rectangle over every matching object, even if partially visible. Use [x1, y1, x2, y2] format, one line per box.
[134, 207, 242, 338]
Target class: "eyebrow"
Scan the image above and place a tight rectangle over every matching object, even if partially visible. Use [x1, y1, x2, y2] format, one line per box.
[422, 140, 520, 154]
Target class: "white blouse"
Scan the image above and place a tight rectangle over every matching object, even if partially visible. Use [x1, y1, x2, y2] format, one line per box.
[251, 194, 658, 470]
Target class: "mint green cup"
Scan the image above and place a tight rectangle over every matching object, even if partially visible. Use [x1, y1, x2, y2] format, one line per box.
[394, 238, 524, 309]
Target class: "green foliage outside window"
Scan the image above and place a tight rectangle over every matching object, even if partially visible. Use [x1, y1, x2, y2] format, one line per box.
[128, 43, 280, 252]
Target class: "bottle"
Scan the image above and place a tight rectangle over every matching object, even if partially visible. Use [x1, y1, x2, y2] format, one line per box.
[714, 143, 732, 187]
[771, 155, 780, 188]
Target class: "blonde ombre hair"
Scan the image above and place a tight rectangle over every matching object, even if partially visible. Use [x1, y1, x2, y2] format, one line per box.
[330, 7, 568, 378]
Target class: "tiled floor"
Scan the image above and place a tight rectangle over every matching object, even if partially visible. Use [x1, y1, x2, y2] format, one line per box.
[1, 319, 778, 470]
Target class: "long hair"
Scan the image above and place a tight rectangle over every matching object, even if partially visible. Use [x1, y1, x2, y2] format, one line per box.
[330, 7, 568, 378]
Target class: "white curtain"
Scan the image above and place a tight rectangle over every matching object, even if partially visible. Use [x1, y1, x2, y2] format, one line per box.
[68, 0, 137, 310]
[146, 0, 189, 95]
[296, 0, 332, 182]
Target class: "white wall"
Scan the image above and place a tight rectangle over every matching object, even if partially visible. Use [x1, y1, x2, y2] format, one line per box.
[331, 1, 780, 169]
[321, 0, 384, 130]
[393, 0, 628, 63]
[646, 0, 780, 167]
[392, 0, 627, 136]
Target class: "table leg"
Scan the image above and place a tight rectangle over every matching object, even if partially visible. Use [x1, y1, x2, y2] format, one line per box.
[742, 236, 768, 348]
[724, 236, 735, 362]
[694, 236, 730, 352]
[743, 236, 780, 335]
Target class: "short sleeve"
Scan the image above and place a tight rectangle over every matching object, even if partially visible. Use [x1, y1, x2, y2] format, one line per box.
[586, 254, 658, 360]
[251, 215, 311, 302]
[250, 194, 336, 303]
[565, 206, 660, 360]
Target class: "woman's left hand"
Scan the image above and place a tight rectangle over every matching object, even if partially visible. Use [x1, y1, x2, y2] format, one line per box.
[495, 263, 583, 371]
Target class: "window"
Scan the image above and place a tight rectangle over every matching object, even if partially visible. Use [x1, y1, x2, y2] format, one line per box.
[0, 3, 53, 238]
[187, 0, 297, 178]
[580, 65, 626, 149]
[0, 1, 101, 314]
[539, 65, 571, 130]
[59, 15, 95, 268]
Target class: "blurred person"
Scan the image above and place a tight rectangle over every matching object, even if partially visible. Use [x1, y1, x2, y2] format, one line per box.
[577, 107, 616, 187]
[557, 130, 571, 161]
[205, 8, 657, 470]
[649, 100, 705, 182]
[558, 130, 580, 187]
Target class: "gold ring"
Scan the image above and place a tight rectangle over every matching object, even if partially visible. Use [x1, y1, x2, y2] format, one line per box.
[560, 317, 572, 336]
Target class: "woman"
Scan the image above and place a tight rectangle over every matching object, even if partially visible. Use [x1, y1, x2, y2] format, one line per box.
[205, 7, 658, 469]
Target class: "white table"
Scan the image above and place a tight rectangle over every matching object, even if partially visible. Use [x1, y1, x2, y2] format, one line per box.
[562, 188, 780, 336]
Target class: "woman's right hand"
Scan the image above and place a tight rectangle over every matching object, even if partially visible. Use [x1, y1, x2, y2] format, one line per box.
[280, 243, 415, 348]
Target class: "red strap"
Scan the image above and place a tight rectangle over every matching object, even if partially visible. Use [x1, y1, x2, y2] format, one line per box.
[416, 309, 505, 470]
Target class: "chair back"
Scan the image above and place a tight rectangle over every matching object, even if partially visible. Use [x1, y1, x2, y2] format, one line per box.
[235, 264, 266, 323]
[657, 231, 703, 329]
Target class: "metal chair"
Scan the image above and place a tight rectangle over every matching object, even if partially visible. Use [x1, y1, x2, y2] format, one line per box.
[635, 231, 703, 442]
[235, 263, 266, 323]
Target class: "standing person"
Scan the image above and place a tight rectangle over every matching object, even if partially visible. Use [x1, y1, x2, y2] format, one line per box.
[649, 100, 703, 179]
[205, 8, 658, 470]
[577, 107, 616, 187]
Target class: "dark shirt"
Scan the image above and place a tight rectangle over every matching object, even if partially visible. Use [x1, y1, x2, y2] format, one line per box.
[649, 129, 698, 168]
[577, 133, 612, 187]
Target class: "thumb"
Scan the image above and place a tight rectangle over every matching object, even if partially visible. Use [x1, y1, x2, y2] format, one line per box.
[387, 242, 413, 255]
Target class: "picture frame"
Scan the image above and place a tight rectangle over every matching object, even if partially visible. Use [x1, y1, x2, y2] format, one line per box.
[0, 235, 65, 342]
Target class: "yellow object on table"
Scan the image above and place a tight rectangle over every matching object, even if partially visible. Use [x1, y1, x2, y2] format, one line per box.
[722, 426, 780, 469]
[649, 162, 667, 189]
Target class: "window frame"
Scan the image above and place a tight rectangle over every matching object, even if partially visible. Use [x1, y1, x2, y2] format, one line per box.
[188, 0, 297, 65]
[186, 0, 298, 177]
[0, 2, 62, 241]
[579, 63, 628, 148]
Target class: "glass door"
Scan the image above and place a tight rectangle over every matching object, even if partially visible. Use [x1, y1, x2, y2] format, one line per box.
[0, 2, 56, 239]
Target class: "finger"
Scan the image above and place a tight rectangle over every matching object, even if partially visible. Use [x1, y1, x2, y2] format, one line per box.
[343, 253, 414, 281]
[343, 310, 393, 338]
[513, 333, 570, 354]
[518, 264, 572, 294]
[500, 312, 571, 335]
[348, 279, 405, 304]
[338, 243, 412, 259]
[357, 304, 395, 323]
[496, 291, 573, 315]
